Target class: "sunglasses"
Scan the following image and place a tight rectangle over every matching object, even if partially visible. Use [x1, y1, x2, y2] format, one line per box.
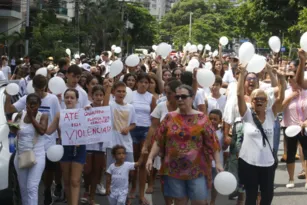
[252, 97, 267, 102]
[175, 94, 191, 100]
[246, 77, 257, 81]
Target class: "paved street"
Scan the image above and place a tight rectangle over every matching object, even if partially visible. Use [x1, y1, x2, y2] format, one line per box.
[40, 135, 307, 205]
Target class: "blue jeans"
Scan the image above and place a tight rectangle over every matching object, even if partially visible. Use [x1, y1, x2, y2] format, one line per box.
[273, 117, 281, 156]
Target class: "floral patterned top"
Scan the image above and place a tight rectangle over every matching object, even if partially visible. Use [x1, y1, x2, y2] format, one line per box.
[155, 111, 220, 186]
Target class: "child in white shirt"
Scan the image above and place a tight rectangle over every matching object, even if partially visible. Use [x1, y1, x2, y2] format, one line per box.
[209, 109, 224, 205]
[106, 145, 141, 205]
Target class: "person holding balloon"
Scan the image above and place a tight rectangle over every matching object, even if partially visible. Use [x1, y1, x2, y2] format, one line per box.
[281, 69, 307, 189]
[237, 64, 285, 205]
[5, 74, 62, 205]
[146, 84, 223, 205]
[12, 93, 48, 205]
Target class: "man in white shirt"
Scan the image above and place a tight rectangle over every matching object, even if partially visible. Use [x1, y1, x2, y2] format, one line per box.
[100, 51, 113, 76]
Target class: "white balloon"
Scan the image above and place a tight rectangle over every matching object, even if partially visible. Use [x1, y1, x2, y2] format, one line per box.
[125, 54, 140, 67]
[47, 145, 64, 162]
[285, 125, 301, 137]
[188, 59, 200, 68]
[65, 48, 71, 56]
[185, 66, 194, 73]
[268, 36, 281, 53]
[143, 50, 148, 55]
[212, 50, 219, 57]
[219, 36, 229, 46]
[109, 60, 124, 78]
[111, 45, 116, 50]
[246, 54, 267, 73]
[219, 88, 227, 95]
[197, 44, 204, 51]
[186, 42, 191, 49]
[124, 87, 133, 104]
[196, 69, 215, 87]
[189, 45, 198, 53]
[205, 44, 210, 50]
[204, 62, 213, 70]
[152, 45, 157, 51]
[156, 42, 172, 59]
[114, 47, 122, 54]
[36, 67, 47, 77]
[300, 32, 307, 52]
[47, 65, 54, 71]
[214, 171, 237, 195]
[209, 52, 213, 56]
[239, 42, 255, 66]
[95, 55, 100, 61]
[26, 80, 35, 94]
[48, 77, 67, 95]
[6, 83, 19, 96]
[74, 54, 80, 59]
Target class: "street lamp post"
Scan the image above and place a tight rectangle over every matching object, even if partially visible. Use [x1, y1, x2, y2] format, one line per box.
[189, 12, 193, 42]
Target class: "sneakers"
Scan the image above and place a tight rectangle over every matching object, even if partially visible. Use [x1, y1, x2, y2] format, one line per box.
[80, 192, 89, 204]
[298, 170, 306, 179]
[286, 181, 295, 188]
[96, 183, 106, 195]
[44, 189, 53, 205]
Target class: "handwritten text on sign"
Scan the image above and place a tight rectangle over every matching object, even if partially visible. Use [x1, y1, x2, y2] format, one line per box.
[60, 106, 112, 145]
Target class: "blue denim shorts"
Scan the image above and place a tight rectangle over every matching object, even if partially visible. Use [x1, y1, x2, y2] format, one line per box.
[163, 175, 208, 200]
[61, 145, 87, 164]
[130, 126, 149, 144]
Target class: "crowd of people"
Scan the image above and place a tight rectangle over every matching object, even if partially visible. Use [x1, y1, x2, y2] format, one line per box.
[1, 45, 307, 205]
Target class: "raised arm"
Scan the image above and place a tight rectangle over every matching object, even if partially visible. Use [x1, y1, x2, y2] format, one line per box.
[237, 65, 247, 117]
[4, 94, 17, 114]
[156, 57, 164, 93]
[218, 44, 223, 62]
[296, 49, 307, 89]
[272, 68, 286, 116]
[102, 78, 113, 106]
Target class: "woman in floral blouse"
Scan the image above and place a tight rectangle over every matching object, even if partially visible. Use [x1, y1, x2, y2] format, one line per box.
[146, 85, 223, 205]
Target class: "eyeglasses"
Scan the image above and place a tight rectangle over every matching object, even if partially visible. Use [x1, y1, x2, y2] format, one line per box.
[252, 97, 267, 102]
[175, 94, 191, 100]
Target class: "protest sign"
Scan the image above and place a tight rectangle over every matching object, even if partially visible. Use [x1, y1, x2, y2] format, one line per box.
[60, 106, 112, 145]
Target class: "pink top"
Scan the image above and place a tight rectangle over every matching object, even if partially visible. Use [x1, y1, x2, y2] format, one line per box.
[283, 88, 307, 127]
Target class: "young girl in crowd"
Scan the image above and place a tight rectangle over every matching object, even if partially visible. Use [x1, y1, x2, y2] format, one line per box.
[83, 83, 112, 205]
[106, 145, 141, 205]
[209, 109, 224, 205]
[47, 89, 86, 205]
[130, 73, 156, 205]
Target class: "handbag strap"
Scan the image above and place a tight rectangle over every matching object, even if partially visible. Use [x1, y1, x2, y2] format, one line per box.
[250, 109, 274, 155]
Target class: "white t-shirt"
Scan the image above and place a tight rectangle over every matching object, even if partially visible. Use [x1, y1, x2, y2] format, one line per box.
[107, 162, 135, 199]
[212, 129, 224, 167]
[193, 88, 205, 110]
[61, 84, 88, 109]
[19, 75, 31, 96]
[0, 70, 6, 80]
[239, 107, 275, 167]
[222, 69, 236, 84]
[207, 95, 227, 114]
[151, 101, 168, 121]
[1, 65, 11, 79]
[107, 102, 136, 153]
[13, 93, 61, 150]
[131, 91, 152, 127]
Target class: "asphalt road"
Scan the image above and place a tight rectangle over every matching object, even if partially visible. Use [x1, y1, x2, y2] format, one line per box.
[39, 135, 307, 205]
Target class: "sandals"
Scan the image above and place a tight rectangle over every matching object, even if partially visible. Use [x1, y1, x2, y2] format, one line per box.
[298, 170, 306, 179]
[139, 198, 150, 205]
[145, 187, 154, 194]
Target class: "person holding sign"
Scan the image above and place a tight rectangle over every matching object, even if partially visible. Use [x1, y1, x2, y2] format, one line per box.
[83, 82, 112, 205]
[46, 89, 86, 205]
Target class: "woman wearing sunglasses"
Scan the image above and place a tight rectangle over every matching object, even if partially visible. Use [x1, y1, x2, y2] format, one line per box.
[146, 84, 222, 205]
[237, 64, 286, 205]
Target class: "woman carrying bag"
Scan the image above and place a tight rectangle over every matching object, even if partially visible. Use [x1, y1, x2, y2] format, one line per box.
[12, 93, 48, 205]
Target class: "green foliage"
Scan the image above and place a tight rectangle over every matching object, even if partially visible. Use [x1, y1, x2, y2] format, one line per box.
[160, 0, 236, 49]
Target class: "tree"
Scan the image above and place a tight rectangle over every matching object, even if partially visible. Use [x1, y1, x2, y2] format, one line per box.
[160, 0, 236, 49]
